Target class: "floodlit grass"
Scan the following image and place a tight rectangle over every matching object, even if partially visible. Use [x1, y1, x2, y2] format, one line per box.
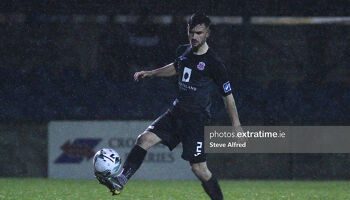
[0, 178, 349, 200]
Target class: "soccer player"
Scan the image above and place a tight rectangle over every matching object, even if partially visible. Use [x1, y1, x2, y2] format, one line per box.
[97, 12, 242, 200]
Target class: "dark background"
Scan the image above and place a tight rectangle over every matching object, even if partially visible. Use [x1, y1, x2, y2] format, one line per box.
[0, 0, 349, 179]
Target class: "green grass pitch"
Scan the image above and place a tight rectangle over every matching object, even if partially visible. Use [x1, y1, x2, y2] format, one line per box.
[0, 178, 349, 200]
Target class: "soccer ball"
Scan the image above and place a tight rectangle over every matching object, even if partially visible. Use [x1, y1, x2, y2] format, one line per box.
[93, 148, 121, 178]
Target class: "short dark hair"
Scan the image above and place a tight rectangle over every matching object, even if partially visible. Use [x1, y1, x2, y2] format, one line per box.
[188, 11, 211, 29]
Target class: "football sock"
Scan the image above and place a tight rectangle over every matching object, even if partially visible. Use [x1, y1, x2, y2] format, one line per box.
[117, 145, 147, 184]
[201, 176, 224, 200]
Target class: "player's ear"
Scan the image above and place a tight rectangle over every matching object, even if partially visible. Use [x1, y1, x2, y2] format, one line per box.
[206, 27, 211, 38]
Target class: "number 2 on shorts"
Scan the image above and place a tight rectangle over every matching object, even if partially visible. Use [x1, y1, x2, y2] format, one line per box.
[194, 142, 202, 157]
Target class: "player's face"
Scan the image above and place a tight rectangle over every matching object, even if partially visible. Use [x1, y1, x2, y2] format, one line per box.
[188, 24, 210, 49]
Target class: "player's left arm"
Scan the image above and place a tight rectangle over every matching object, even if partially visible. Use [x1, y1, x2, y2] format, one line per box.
[222, 94, 242, 128]
[211, 58, 242, 131]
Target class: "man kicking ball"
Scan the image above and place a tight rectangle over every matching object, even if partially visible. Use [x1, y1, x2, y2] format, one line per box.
[97, 12, 242, 200]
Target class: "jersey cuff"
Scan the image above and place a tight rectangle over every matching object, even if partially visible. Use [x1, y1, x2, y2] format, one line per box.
[221, 91, 232, 97]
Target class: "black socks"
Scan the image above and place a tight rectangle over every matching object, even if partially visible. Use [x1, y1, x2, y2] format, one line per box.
[118, 145, 223, 200]
[118, 145, 147, 183]
[201, 176, 224, 200]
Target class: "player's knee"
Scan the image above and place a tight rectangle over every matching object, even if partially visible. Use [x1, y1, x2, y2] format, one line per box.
[136, 131, 160, 150]
[136, 132, 149, 146]
[191, 163, 205, 174]
[191, 163, 212, 181]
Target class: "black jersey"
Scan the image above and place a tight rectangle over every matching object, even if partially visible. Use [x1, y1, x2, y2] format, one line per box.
[172, 45, 232, 116]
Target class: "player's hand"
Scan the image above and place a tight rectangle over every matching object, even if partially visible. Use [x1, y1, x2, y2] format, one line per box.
[233, 125, 247, 143]
[134, 71, 153, 82]
[234, 124, 243, 135]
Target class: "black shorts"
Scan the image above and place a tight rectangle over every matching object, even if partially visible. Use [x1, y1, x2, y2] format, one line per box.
[146, 107, 209, 163]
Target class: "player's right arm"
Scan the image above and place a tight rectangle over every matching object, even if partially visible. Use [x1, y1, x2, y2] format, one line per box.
[134, 63, 176, 82]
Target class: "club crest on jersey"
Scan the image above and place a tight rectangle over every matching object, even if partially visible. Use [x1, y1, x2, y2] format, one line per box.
[223, 81, 231, 93]
[197, 62, 206, 70]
